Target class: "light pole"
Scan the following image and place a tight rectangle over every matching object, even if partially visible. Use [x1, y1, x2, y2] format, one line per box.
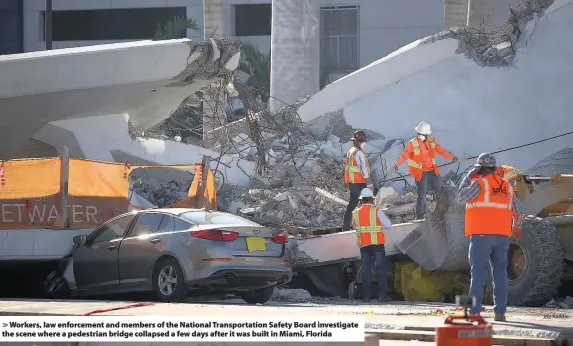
[45, 0, 52, 50]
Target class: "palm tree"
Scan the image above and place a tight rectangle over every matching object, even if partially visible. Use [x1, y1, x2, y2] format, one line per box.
[153, 15, 198, 40]
[238, 42, 271, 107]
[239, 42, 341, 108]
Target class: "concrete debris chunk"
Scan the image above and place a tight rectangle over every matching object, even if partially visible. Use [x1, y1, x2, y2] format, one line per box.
[545, 296, 573, 309]
[271, 287, 312, 302]
[131, 177, 191, 207]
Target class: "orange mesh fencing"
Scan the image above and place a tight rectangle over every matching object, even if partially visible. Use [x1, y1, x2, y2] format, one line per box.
[0, 158, 61, 199]
[68, 159, 130, 198]
[0, 157, 217, 229]
[169, 168, 217, 209]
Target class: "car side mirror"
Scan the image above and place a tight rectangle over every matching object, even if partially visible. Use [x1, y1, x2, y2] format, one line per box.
[73, 235, 87, 246]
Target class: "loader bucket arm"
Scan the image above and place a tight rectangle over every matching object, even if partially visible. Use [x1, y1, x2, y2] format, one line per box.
[518, 173, 573, 216]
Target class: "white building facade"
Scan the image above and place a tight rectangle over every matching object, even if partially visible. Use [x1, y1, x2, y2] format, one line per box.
[21, 0, 451, 72]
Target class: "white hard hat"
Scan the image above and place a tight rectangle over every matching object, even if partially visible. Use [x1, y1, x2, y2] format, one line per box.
[414, 121, 432, 135]
[359, 188, 375, 199]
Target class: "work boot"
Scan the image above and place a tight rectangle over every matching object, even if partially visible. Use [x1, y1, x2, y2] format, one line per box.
[494, 314, 506, 322]
[377, 291, 390, 302]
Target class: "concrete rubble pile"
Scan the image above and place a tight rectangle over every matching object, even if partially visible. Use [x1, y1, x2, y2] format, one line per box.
[211, 93, 452, 229]
[217, 131, 350, 228]
[131, 178, 192, 208]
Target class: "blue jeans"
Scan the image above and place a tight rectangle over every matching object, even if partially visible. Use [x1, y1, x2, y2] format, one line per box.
[360, 244, 387, 298]
[468, 235, 509, 315]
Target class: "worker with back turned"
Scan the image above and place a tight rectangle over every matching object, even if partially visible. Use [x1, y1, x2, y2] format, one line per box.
[458, 152, 523, 322]
[392, 121, 458, 220]
[352, 187, 393, 302]
[343, 130, 374, 232]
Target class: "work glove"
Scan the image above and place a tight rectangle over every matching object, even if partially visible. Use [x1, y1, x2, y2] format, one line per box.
[452, 156, 459, 163]
[512, 226, 522, 240]
[392, 164, 399, 172]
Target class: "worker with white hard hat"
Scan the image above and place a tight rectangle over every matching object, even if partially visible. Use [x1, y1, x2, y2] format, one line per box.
[392, 121, 458, 220]
[343, 130, 375, 232]
[458, 152, 523, 322]
[351, 187, 393, 302]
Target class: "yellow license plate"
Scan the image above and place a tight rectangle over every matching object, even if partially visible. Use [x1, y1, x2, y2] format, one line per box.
[246, 237, 266, 253]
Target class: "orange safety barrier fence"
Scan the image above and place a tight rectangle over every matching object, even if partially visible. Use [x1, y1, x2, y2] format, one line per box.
[0, 157, 217, 230]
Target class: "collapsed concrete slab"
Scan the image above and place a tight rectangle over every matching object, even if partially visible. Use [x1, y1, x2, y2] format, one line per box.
[0, 38, 240, 160]
[298, 0, 573, 183]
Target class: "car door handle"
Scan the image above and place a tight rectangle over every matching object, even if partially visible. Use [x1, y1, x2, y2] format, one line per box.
[149, 238, 161, 244]
[107, 245, 117, 250]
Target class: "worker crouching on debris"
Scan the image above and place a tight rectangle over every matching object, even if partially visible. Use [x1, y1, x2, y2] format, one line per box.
[392, 121, 458, 220]
[352, 187, 393, 303]
[458, 153, 523, 322]
[343, 130, 374, 232]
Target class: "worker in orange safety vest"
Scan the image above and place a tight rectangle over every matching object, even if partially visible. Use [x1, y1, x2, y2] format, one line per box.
[392, 121, 458, 219]
[458, 152, 523, 322]
[352, 187, 393, 303]
[343, 130, 374, 232]
[496, 164, 534, 194]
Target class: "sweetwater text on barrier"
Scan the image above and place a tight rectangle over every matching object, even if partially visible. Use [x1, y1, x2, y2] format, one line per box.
[0, 316, 364, 342]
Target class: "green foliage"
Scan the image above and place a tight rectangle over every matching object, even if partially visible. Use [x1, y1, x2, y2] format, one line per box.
[238, 41, 271, 106]
[238, 42, 342, 106]
[153, 16, 198, 40]
[320, 61, 339, 89]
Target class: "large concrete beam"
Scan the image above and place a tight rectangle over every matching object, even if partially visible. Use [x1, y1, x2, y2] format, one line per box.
[0, 38, 240, 159]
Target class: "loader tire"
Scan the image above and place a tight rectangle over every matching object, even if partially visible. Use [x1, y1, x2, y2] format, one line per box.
[507, 216, 564, 307]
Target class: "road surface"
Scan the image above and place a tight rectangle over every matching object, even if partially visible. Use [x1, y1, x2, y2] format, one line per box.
[0, 297, 570, 345]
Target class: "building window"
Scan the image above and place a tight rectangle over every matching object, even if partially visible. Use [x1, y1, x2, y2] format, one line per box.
[43, 7, 187, 41]
[0, 0, 23, 54]
[234, 4, 271, 36]
[320, 6, 359, 70]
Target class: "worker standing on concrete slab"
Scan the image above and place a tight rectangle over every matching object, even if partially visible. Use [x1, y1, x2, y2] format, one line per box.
[343, 130, 374, 232]
[458, 153, 523, 322]
[352, 187, 393, 302]
[392, 121, 458, 219]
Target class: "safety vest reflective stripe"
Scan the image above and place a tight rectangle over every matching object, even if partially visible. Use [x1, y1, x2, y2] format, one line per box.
[407, 136, 437, 169]
[345, 148, 370, 183]
[466, 177, 512, 210]
[353, 207, 384, 245]
[465, 174, 513, 237]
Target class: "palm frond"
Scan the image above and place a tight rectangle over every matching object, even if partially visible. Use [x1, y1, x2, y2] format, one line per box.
[153, 16, 198, 40]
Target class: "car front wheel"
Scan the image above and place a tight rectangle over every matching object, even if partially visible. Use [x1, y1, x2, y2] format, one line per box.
[241, 286, 274, 305]
[152, 257, 187, 302]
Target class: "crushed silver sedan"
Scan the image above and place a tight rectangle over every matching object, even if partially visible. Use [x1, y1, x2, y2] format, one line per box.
[44, 208, 292, 304]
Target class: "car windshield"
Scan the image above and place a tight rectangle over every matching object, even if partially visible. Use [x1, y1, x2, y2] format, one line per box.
[180, 211, 261, 226]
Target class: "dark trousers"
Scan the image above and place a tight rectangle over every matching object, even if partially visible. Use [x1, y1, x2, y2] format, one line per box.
[343, 183, 367, 231]
[468, 235, 509, 315]
[360, 244, 388, 299]
[415, 171, 443, 219]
